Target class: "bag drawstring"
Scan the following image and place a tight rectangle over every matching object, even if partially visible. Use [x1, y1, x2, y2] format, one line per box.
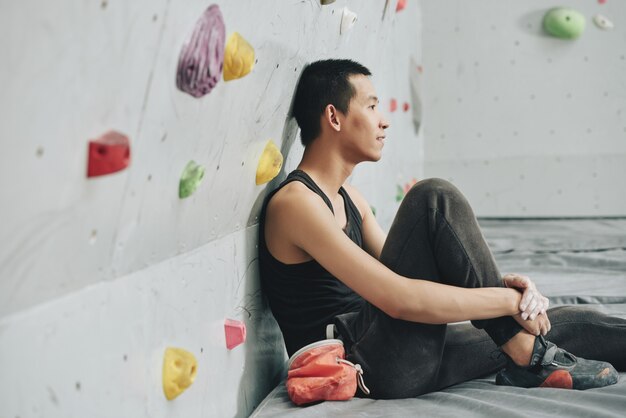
[336, 357, 370, 395]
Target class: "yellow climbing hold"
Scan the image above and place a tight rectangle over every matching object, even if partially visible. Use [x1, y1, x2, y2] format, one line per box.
[162, 347, 198, 400]
[256, 140, 283, 185]
[223, 32, 255, 81]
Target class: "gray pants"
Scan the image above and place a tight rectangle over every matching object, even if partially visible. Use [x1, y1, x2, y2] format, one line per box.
[336, 179, 626, 399]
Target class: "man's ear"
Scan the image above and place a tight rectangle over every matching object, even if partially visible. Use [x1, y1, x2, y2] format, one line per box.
[324, 104, 341, 132]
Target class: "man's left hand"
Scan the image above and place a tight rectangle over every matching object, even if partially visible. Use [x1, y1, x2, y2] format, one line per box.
[503, 273, 549, 321]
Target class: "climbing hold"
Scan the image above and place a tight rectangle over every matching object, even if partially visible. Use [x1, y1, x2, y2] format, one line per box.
[176, 5, 225, 97]
[396, 178, 418, 202]
[593, 14, 613, 30]
[179, 161, 205, 198]
[256, 140, 283, 185]
[223, 32, 255, 81]
[396, 0, 407, 12]
[340, 7, 358, 35]
[395, 185, 404, 202]
[389, 99, 398, 112]
[320, 0, 336, 4]
[224, 319, 246, 350]
[87, 131, 130, 178]
[543, 8, 585, 39]
[598, 0, 607, 4]
[162, 347, 198, 400]
[390, 99, 397, 112]
[403, 102, 410, 112]
[370, 206, 377, 217]
[403, 178, 418, 194]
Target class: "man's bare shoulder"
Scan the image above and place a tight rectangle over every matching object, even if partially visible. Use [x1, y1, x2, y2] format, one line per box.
[267, 181, 325, 216]
[265, 180, 334, 235]
[264, 180, 342, 263]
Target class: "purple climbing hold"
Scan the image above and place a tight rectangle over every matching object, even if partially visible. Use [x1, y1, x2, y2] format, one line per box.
[176, 5, 226, 98]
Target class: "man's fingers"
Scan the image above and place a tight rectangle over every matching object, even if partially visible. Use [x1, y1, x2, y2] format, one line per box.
[526, 298, 539, 320]
[538, 296, 549, 315]
[520, 291, 536, 312]
[520, 289, 533, 309]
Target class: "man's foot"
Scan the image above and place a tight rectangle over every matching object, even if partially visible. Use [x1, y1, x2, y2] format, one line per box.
[496, 336, 619, 390]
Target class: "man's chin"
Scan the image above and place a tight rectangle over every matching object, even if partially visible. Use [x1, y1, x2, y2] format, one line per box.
[366, 153, 383, 163]
[355, 151, 383, 164]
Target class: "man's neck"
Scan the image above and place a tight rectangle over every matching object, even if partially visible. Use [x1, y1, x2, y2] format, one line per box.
[297, 141, 355, 198]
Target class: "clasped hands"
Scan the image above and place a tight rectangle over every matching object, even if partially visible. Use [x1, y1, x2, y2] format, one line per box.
[503, 273, 551, 336]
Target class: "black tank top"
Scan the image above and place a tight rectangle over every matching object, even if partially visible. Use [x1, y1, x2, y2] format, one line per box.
[258, 170, 365, 356]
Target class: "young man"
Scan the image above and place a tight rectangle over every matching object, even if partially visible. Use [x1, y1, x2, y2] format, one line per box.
[258, 59, 624, 398]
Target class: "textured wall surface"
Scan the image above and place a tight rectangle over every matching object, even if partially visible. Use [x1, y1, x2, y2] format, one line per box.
[421, 0, 626, 217]
[0, 1, 422, 417]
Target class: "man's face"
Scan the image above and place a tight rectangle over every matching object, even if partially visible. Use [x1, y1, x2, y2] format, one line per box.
[340, 75, 390, 163]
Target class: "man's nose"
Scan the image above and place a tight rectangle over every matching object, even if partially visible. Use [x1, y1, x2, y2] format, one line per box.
[381, 117, 390, 130]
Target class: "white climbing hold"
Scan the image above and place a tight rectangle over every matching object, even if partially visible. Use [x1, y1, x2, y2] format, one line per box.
[340, 7, 358, 35]
[593, 14, 614, 30]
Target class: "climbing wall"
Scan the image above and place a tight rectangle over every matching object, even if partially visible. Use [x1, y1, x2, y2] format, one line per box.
[0, 1, 422, 417]
[421, 0, 626, 217]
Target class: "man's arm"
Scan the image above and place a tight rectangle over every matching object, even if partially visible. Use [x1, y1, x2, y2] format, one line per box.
[343, 183, 386, 260]
[267, 187, 522, 324]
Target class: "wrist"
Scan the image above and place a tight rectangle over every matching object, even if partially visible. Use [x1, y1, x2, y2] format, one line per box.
[507, 288, 522, 315]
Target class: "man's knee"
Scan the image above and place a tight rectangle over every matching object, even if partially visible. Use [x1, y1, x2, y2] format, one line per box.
[406, 178, 463, 202]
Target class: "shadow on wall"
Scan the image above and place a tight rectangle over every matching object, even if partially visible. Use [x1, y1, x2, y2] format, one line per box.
[517, 8, 580, 41]
[246, 115, 300, 229]
[236, 102, 301, 416]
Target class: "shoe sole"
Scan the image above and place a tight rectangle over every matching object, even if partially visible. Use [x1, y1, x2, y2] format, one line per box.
[497, 368, 616, 390]
[496, 369, 574, 389]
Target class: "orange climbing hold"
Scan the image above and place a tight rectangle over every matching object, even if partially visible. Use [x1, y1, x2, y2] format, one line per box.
[87, 131, 130, 178]
[162, 347, 198, 400]
[224, 319, 246, 350]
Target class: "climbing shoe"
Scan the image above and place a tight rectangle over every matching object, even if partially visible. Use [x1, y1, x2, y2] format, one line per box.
[495, 336, 618, 390]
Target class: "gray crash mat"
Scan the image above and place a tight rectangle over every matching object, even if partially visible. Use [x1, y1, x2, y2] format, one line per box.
[251, 218, 626, 417]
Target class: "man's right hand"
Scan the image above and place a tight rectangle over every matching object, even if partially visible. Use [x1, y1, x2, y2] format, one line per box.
[513, 312, 551, 336]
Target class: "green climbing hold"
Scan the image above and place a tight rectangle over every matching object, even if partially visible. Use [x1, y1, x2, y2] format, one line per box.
[370, 206, 377, 217]
[179, 161, 205, 199]
[543, 8, 585, 39]
[396, 185, 405, 202]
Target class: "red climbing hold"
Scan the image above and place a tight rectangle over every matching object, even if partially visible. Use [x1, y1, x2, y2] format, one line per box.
[390, 98, 398, 112]
[87, 131, 130, 178]
[224, 319, 246, 350]
[598, 0, 607, 5]
[403, 102, 410, 112]
[396, 0, 407, 12]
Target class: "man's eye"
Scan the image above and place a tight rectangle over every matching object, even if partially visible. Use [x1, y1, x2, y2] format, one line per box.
[370, 105, 376, 109]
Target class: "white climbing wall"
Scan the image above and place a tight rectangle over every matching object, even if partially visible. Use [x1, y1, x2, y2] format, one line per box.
[0, 1, 422, 417]
[421, 0, 626, 217]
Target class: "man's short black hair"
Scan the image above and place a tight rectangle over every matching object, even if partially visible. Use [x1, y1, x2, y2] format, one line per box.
[291, 59, 371, 147]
